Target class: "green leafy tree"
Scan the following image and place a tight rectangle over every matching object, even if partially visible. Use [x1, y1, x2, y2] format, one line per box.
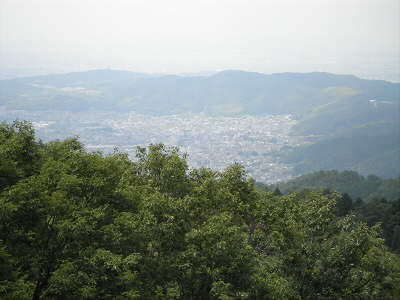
[0, 120, 41, 190]
[180, 212, 255, 299]
[1, 121, 399, 299]
[355, 198, 400, 253]
[250, 190, 400, 298]
[0, 136, 140, 299]
[134, 143, 189, 197]
[337, 192, 354, 216]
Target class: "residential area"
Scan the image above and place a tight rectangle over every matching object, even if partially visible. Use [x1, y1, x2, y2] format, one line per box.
[2, 110, 319, 183]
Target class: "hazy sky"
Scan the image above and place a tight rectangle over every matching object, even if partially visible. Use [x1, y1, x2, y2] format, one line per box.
[0, 0, 399, 77]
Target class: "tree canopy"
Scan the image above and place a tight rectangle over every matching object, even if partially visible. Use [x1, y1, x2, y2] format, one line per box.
[1, 120, 399, 299]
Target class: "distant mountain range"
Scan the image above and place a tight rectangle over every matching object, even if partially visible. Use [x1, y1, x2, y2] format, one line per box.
[1, 69, 399, 178]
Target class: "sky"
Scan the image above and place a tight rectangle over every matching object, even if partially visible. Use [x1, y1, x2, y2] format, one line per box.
[0, 0, 399, 79]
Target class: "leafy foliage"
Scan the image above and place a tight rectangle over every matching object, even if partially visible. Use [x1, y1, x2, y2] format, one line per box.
[0, 120, 41, 190]
[1, 121, 399, 299]
[268, 170, 400, 254]
[355, 198, 400, 254]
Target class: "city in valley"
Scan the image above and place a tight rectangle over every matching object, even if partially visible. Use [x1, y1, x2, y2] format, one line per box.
[2, 110, 320, 184]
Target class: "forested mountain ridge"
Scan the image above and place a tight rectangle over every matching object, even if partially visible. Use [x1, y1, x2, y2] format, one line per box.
[1, 69, 399, 179]
[266, 169, 400, 254]
[267, 169, 400, 201]
[282, 134, 400, 178]
[1, 69, 398, 136]
[1, 120, 400, 299]
[0, 69, 162, 90]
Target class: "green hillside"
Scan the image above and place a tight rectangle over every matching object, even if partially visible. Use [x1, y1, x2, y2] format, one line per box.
[1, 70, 398, 118]
[2, 70, 398, 136]
[268, 170, 400, 201]
[1, 69, 398, 178]
[283, 134, 400, 178]
[14, 69, 162, 87]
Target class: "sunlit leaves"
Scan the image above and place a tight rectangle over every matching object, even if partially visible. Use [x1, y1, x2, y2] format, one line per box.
[1, 120, 399, 299]
[134, 143, 189, 197]
[0, 120, 41, 190]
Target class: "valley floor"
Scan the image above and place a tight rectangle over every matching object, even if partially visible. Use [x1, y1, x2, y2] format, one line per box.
[1, 109, 321, 183]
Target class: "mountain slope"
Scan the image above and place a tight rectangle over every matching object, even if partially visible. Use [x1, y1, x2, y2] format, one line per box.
[269, 170, 400, 201]
[1, 69, 398, 178]
[283, 134, 400, 178]
[0, 70, 400, 125]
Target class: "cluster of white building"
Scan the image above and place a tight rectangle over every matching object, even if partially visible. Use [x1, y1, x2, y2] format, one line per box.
[3, 110, 318, 184]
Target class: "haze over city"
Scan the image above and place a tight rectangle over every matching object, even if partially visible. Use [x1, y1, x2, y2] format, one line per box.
[1, 0, 399, 80]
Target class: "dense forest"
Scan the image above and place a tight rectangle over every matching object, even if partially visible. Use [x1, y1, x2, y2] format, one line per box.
[266, 171, 400, 255]
[1, 120, 400, 299]
[267, 170, 400, 201]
